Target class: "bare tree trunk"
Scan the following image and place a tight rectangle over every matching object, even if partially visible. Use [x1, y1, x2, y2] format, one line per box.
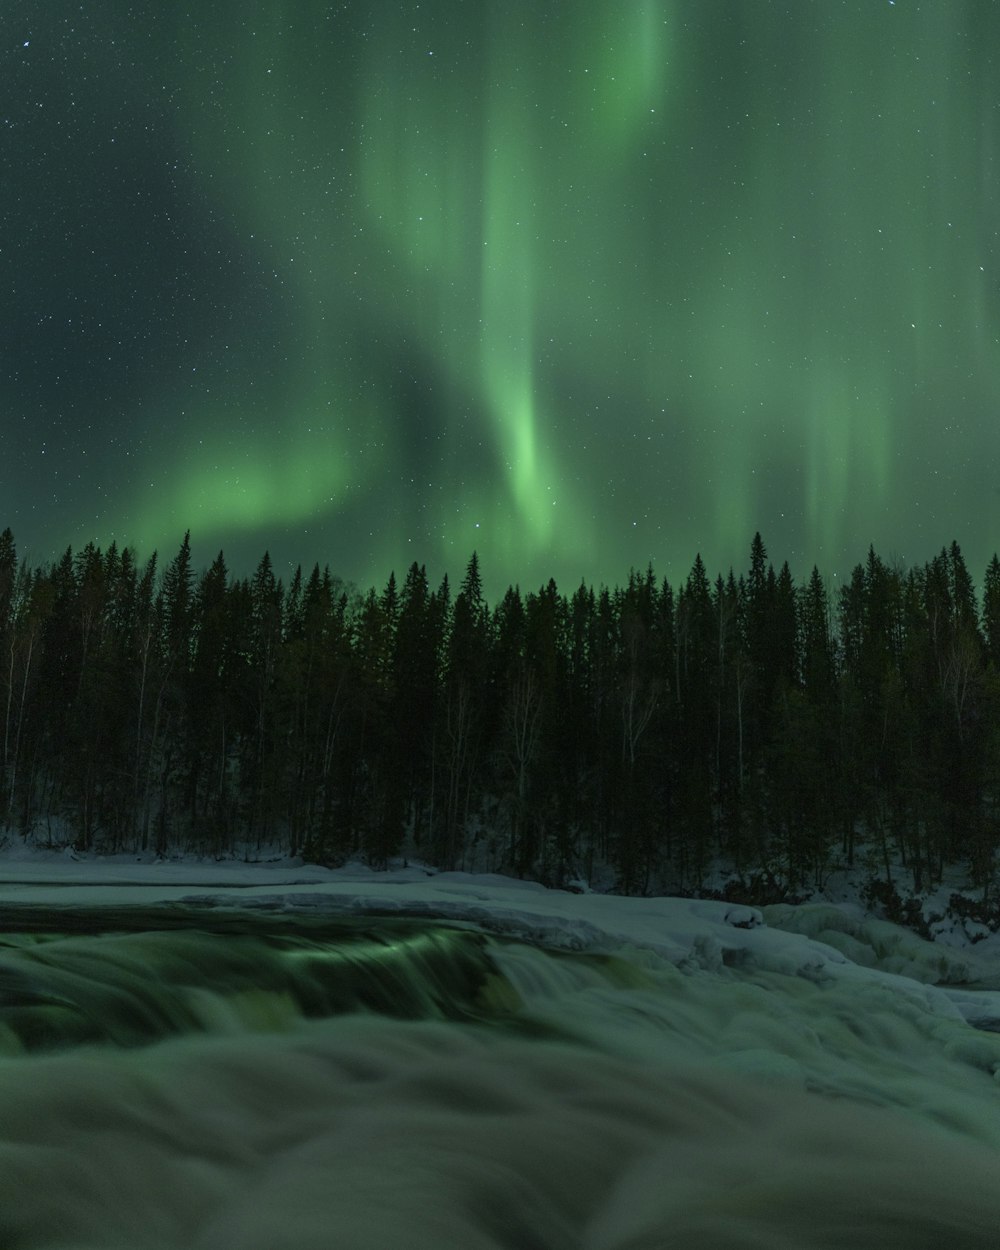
[620, 670, 656, 769]
[8, 626, 37, 822]
[443, 682, 475, 869]
[734, 655, 748, 796]
[3, 636, 15, 772]
[133, 623, 157, 848]
[502, 666, 542, 869]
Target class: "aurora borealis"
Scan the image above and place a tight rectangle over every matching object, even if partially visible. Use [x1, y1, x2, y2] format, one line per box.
[3, 2, 1000, 595]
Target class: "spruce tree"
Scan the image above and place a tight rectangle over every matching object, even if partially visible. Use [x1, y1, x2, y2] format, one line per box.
[983, 555, 1000, 669]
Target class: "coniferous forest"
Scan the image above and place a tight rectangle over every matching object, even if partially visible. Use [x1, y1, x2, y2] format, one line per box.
[2, 525, 1000, 902]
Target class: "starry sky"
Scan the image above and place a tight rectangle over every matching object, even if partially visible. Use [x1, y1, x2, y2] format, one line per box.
[3, 1, 1000, 596]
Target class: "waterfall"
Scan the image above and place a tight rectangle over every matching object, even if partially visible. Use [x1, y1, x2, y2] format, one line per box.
[1, 891, 999, 1248]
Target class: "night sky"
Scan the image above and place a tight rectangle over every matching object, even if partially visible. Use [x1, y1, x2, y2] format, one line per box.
[4, 2, 1000, 596]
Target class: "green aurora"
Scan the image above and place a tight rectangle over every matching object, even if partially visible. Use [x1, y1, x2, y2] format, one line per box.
[3, 1, 1000, 595]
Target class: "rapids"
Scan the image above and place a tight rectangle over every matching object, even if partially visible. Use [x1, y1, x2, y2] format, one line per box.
[1, 900, 1000, 1248]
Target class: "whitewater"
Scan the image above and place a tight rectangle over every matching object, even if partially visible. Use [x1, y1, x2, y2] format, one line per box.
[2, 859, 1000, 1248]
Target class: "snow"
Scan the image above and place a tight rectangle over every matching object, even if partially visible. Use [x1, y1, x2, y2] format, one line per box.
[3, 847, 998, 1022]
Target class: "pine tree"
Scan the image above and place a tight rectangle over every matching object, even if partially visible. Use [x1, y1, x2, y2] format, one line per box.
[949, 541, 978, 637]
[673, 554, 716, 883]
[800, 566, 835, 700]
[188, 552, 232, 850]
[983, 555, 1000, 669]
[0, 529, 17, 642]
[161, 532, 194, 666]
[449, 552, 488, 689]
[0, 529, 17, 816]
[132, 551, 160, 851]
[385, 562, 437, 859]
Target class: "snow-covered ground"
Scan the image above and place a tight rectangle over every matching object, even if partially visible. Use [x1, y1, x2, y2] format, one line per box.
[3, 841, 999, 975]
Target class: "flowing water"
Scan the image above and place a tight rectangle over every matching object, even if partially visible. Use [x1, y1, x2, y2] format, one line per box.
[2, 902, 1000, 1248]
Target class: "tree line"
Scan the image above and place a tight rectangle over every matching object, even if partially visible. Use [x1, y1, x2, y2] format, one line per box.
[1, 526, 999, 898]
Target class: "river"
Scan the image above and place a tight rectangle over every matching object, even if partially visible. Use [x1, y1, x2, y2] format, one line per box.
[1, 887, 1000, 1248]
